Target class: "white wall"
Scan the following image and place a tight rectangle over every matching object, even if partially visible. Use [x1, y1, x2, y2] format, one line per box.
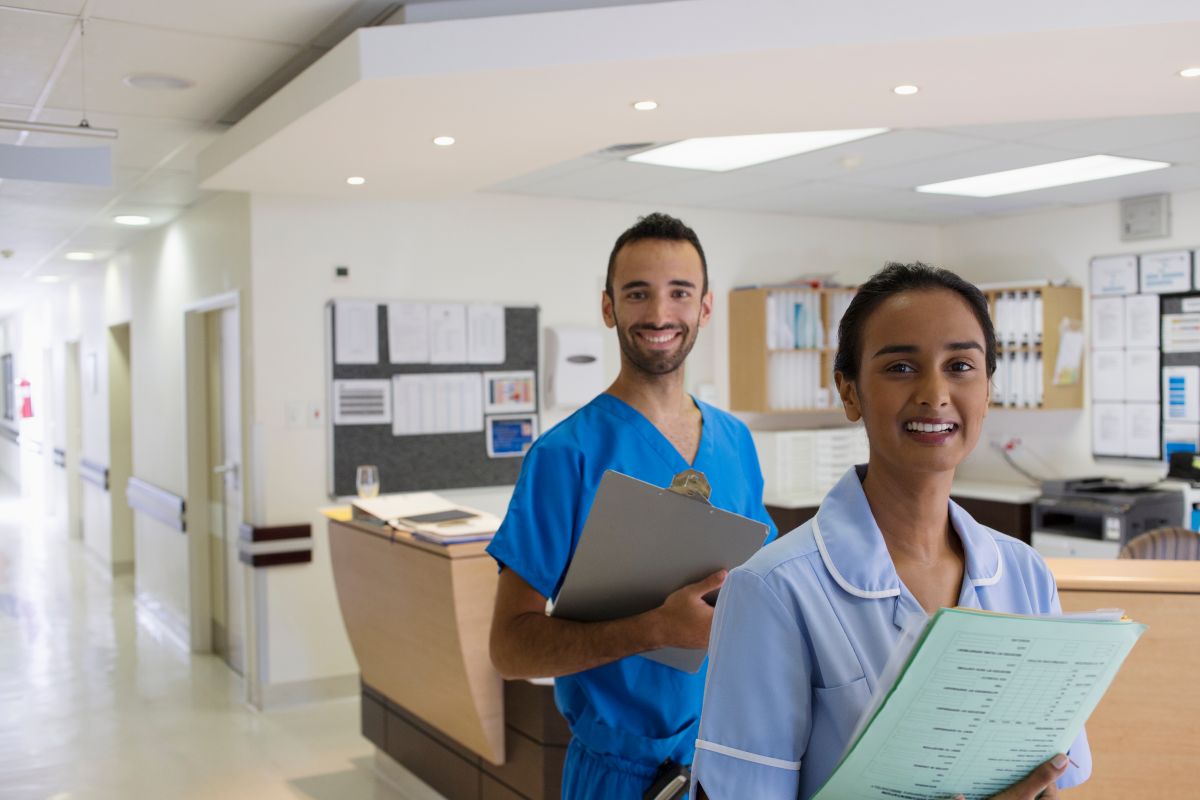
[943, 188, 1200, 485]
[121, 192, 254, 641]
[246, 191, 942, 691]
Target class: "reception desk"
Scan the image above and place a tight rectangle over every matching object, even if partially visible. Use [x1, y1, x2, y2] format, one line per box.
[1045, 558, 1200, 798]
[329, 517, 569, 800]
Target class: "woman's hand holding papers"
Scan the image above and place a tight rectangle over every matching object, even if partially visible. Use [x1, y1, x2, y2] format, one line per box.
[651, 569, 728, 650]
[953, 753, 1068, 800]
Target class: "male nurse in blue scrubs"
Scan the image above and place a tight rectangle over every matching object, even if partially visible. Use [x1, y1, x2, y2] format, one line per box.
[487, 212, 776, 800]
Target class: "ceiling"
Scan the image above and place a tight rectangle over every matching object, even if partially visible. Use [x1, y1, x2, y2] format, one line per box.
[3, 0, 1200, 318]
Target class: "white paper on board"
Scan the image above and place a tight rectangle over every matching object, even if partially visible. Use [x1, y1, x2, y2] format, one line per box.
[392, 372, 483, 435]
[1124, 350, 1160, 403]
[1162, 314, 1200, 353]
[1092, 402, 1126, 457]
[467, 304, 506, 364]
[1125, 403, 1161, 459]
[428, 304, 468, 364]
[1089, 296, 1125, 350]
[1089, 255, 1138, 296]
[334, 300, 379, 365]
[387, 302, 430, 364]
[1123, 294, 1160, 349]
[332, 379, 392, 425]
[1091, 350, 1124, 402]
[1140, 250, 1193, 294]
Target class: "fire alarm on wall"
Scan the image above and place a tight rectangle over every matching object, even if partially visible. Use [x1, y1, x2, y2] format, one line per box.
[334, 265, 350, 280]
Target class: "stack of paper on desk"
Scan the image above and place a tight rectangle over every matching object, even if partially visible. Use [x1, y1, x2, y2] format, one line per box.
[352, 492, 501, 544]
[812, 607, 1145, 800]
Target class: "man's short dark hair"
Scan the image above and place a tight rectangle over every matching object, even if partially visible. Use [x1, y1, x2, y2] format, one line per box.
[606, 212, 708, 297]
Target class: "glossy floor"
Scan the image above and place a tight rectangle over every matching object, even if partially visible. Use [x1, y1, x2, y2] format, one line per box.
[0, 476, 443, 800]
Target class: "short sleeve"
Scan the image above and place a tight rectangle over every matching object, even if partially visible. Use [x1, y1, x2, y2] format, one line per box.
[692, 568, 811, 799]
[485, 442, 581, 600]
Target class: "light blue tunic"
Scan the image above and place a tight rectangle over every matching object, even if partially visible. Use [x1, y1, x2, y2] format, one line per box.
[486, 393, 776, 799]
[692, 466, 1091, 800]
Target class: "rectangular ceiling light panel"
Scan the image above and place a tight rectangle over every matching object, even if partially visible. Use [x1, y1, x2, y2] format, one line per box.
[916, 154, 1170, 198]
[627, 129, 889, 172]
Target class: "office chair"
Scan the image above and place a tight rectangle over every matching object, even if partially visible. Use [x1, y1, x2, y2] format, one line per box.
[1118, 527, 1200, 560]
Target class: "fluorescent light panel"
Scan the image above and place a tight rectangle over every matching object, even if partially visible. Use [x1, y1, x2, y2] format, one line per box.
[916, 155, 1170, 197]
[627, 129, 888, 172]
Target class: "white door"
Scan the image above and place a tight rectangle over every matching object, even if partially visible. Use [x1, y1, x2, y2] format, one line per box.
[209, 308, 245, 674]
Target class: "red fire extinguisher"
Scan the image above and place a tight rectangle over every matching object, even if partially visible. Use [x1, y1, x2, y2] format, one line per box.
[18, 378, 32, 419]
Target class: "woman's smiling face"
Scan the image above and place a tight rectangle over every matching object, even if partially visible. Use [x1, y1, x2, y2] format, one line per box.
[836, 288, 991, 479]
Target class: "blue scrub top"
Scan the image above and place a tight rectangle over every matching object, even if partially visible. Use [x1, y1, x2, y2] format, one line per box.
[693, 466, 1092, 800]
[487, 393, 776, 766]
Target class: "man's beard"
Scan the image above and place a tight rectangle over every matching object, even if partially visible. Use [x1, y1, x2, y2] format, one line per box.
[613, 317, 700, 376]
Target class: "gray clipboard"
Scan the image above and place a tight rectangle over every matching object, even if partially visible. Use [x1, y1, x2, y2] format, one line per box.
[551, 469, 770, 673]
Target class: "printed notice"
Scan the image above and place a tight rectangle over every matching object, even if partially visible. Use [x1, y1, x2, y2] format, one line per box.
[1162, 366, 1200, 423]
[467, 304, 506, 364]
[1089, 297, 1124, 350]
[1089, 255, 1138, 296]
[392, 373, 483, 436]
[429, 304, 468, 364]
[1162, 314, 1200, 354]
[1140, 250, 1192, 294]
[387, 302, 431, 364]
[334, 300, 379, 365]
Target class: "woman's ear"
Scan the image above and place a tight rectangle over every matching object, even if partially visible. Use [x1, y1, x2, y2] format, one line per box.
[834, 372, 862, 422]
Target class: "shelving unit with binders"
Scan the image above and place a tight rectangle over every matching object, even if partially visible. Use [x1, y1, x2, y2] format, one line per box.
[981, 285, 1083, 410]
[729, 286, 856, 412]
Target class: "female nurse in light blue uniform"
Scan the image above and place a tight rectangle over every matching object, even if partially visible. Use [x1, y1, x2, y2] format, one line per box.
[692, 263, 1091, 800]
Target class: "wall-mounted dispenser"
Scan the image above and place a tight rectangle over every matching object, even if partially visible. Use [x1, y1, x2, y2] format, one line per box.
[545, 326, 605, 409]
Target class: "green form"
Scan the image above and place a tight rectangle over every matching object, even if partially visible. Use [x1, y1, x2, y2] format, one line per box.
[813, 607, 1146, 800]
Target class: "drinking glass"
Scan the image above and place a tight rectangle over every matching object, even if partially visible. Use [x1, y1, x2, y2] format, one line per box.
[356, 464, 380, 499]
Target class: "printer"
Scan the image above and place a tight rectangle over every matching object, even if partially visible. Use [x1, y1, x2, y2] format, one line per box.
[1031, 477, 1184, 559]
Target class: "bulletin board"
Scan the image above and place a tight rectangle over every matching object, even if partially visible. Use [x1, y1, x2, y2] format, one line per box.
[326, 300, 540, 497]
[1089, 249, 1200, 461]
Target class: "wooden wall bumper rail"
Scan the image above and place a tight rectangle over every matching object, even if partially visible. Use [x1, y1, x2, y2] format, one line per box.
[80, 458, 109, 491]
[125, 477, 186, 532]
[238, 523, 312, 567]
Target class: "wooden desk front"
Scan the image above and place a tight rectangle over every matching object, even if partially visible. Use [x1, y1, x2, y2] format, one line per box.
[1046, 559, 1200, 798]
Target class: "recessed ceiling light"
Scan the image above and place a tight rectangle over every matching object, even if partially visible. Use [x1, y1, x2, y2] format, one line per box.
[346, 176, 366, 185]
[632, 100, 658, 111]
[65, 251, 95, 261]
[626, 129, 889, 172]
[433, 136, 456, 146]
[1181, 67, 1200, 78]
[893, 84, 920, 96]
[37, 276, 61, 283]
[122, 73, 194, 91]
[113, 214, 151, 226]
[916, 155, 1170, 197]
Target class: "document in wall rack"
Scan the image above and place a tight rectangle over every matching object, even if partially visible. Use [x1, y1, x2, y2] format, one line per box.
[551, 470, 770, 673]
[812, 607, 1145, 800]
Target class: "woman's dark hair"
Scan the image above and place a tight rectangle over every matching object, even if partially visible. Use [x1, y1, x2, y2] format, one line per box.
[833, 262, 996, 381]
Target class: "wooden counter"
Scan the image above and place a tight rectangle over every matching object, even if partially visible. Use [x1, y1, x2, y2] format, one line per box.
[1046, 558, 1200, 798]
[329, 518, 504, 763]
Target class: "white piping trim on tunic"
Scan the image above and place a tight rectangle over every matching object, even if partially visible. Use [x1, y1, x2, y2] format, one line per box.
[813, 518, 900, 600]
[695, 739, 802, 771]
[968, 533, 1004, 587]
